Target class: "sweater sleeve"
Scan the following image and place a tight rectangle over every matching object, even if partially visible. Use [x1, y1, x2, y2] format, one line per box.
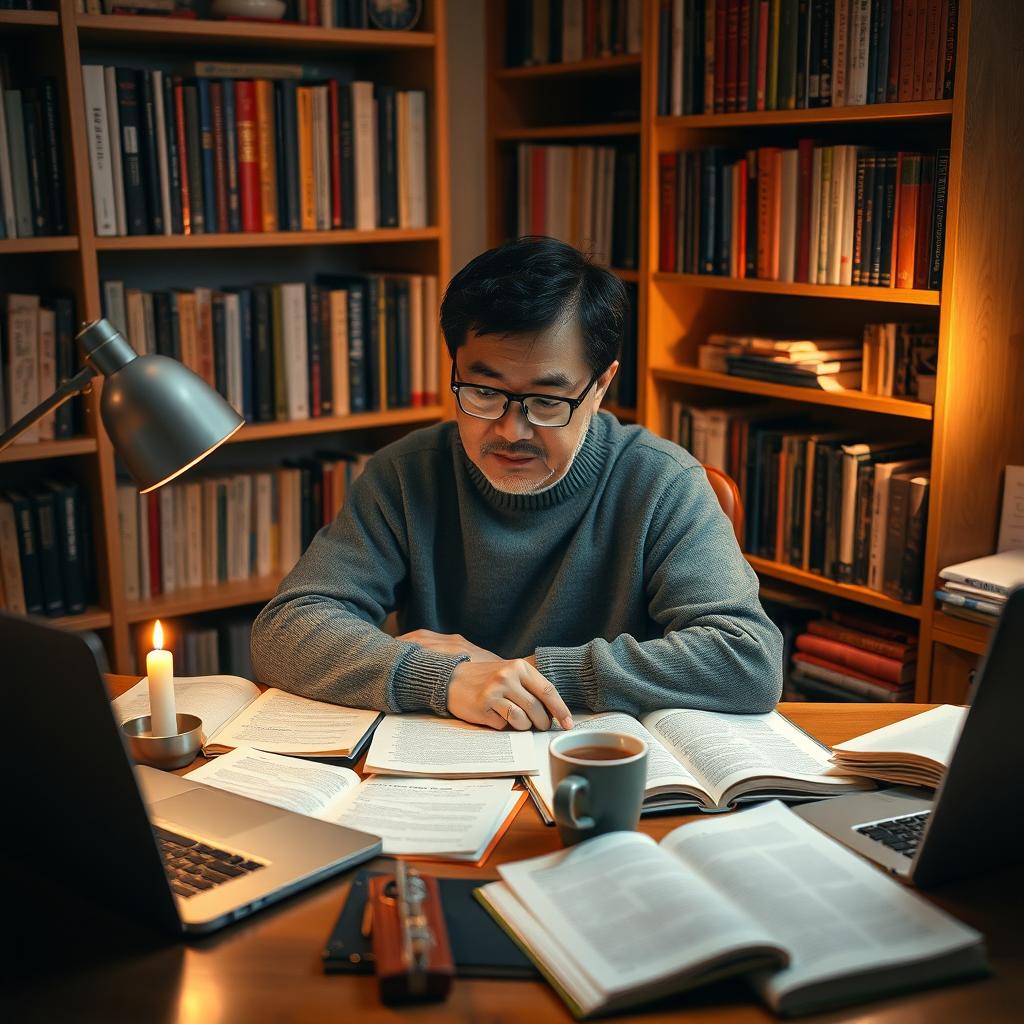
[249, 456, 467, 714]
[533, 465, 783, 716]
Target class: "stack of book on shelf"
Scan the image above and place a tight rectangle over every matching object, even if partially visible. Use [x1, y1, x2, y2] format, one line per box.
[860, 321, 937, 402]
[505, 0, 644, 66]
[936, 551, 1024, 625]
[657, 0, 959, 115]
[698, 332, 862, 391]
[658, 142, 949, 290]
[2, 293, 82, 439]
[101, 274, 440, 419]
[0, 481, 97, 618]
[789, 611, 918, 702]
[511, 143, 638, 269]
[81, 62, 428, 237]
[668, 405, 930, 602]
[116, 454, 369, 602]
[131, 616, 254, 678]
[0, 66, 67, 241]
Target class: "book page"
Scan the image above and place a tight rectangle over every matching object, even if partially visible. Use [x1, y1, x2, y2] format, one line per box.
[364, 714, 539, 777]
[831, 704, 966, 767]
[661, 801, 983, 1010]
[207, 688, 381, 755]
[495, 831, 778, 1004]
[644, 708, 866, 806]
[112, 674, 260, 740]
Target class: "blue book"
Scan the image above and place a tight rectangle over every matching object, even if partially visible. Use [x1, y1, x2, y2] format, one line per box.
[196, 78, 217, 232]
[221, 79, 242, 232]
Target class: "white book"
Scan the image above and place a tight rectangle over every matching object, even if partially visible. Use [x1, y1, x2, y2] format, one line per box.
[112, 675, 381, 759]
[562, 0, 583, 62]
[188, 747, 518, 859]
[847, 0, 872, 105]
[151, 70, 172, 235]
[103, 67, 127, 237]
[103, 279, 127, 340]
[280, 282, 309, 420]
[201, 477, 219, 587]
[478, 801, 986, 1018]
[117, 483, 141, 602]
[364, 714, 541, 778]
[423, 274, 439, 403]
[36, 307, 57, 440]
[350, 81, 378, 230]
[3, 92, 33, 237]
[405, 90, 428, 228]
[826, 144, 847, 285]
[223, 292, 243, 416]
[276, 466, 302, 573]
[312, 85, 330, 230]
[815, 146, 832, 283]
[670, 0, 685, 116]
[0, 86, 18, 238]
[137, 491, 151, 600]
[254, 471, 273, 578]
[5, 293, 40, 443]
[778, 149, 799, 283]
[159, 485, 176, 593]
[838, 146, 858, 285]
[81, 66, 117, 236]
[328, 289, 350, 416]
[939, 550, 1024, 597]
[185, 481, 203, 589]
[868, 457, 929, 591]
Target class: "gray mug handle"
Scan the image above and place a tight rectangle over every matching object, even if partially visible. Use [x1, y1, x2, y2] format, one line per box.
[554, 774, 595, 832]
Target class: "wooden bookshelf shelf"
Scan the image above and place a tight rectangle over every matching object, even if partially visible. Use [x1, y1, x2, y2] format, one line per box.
[93, 226, 441, 252]
[75, 14, 436, 51]
[494, 122, 640, 141]
[0, 10, 58, 28]
[125, 576, 282, 624]
[652, 272, 941, 306]
[0, 437, 98, 464]
[34, 607, 112, 632]
[232, 405, 446, 443]
[657, 100, 954, 130]
[0, 236, 79, 255]
[651, 365, 934, 420]
[745, 555, 923, 619]
[494, 53, 641, 80]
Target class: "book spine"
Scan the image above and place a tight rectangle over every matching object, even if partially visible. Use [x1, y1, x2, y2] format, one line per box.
[338, 81, 355, 229]
[806, 618, 915, 659]
[376, 84, 398, 228]
[40, 79, 67, 235]
[795, 635, 912, 683]
[51, 295, 76, 438]
[895, 152, 920, 288]
[9, 492, 45, 614]
[163, 74, 184, 234]
[255, 80, 278, 232]
[29, 488, 65, 616]
[347, 280, 367, 413]
[21, 92, 51, 236]
[234, 80, 261, 233]
[196, 78, 217, 232]
[878, 151, 898, 287]
[81, 68, 116, 236]
[183, 85, 205, 233]
[307, 282, 322, 417]
[210, 80, 230, 233]
[297, 85, 315, 231]
[882, 473, 910, 599]
[253, 286, 274, 421]
[659, 152, 678, 271]
[316, 285, 332, 416]
[328, 78, 343, 229]
[899, 475, 929, 602]
[929, 146, 949, 289]
[851, 457, 874, 585]
[278, 81, 301, 231]
[51, 481, 86, 614]
[221, 79, 241, 232]
[942, 0, 957, 98]
[137, 71, 163, 234]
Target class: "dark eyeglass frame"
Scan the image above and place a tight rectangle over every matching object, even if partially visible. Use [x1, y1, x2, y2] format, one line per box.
[449, 361, 601, 428]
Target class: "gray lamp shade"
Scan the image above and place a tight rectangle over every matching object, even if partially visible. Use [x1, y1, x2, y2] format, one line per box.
[79, 318, 243, 492]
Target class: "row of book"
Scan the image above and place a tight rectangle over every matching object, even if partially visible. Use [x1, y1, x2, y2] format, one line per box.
[696, 324, 937, 399]
[657, 0, 959, 116]
[82, 64, 428, 237]
[658, 143, 949, 290]
[670, 403, 931, 603]
[0, 75, 67, 239]
[75, 0, 411, 28]
[787, 611, 918, 702]
[131, 615, 254, 681]
[0, 481, 98, 618]
[116, 454, 369, 603]
[511, 143, 639, 270]
[505, 0, 644, 67]
[2, 293, 84, 441]
[101, 273, 441, 422]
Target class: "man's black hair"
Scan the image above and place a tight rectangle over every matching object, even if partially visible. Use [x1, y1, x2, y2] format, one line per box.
[439, 236, 628, 375]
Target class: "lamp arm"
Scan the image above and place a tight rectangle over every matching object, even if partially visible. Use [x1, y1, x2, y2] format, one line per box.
[0, 364, 99, 453]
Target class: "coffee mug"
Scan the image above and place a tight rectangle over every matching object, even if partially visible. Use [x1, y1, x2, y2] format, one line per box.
[549, 730, 648, 846]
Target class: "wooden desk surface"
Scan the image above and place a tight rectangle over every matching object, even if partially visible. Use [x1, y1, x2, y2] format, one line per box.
[13, 680, 1022, 1023]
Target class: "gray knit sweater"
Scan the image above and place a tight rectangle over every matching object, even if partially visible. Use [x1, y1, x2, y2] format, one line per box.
[250, 412, 783, 716]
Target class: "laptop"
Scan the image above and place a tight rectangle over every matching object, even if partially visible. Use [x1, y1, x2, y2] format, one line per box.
[4, 613, 382, 935]
[794, 586, 1024, 888]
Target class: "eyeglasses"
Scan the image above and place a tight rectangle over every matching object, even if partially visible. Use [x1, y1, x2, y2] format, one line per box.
[450, 362, 600, 428]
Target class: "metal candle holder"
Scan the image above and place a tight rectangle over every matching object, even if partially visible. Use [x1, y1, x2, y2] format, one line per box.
[121, 714, 204, 771]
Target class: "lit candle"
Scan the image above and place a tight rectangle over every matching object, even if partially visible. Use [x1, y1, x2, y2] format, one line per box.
[147, 620, 177, 737]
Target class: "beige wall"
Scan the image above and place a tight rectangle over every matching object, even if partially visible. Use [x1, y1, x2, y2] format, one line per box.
[446, 0, 487, 276]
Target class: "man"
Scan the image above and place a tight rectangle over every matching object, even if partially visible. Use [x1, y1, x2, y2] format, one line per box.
[251, 237, 782, 731]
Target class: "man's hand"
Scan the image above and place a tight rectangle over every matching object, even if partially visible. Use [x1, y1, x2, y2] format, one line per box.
[447, 658, 574, 732]
[397, 629, 502, 663]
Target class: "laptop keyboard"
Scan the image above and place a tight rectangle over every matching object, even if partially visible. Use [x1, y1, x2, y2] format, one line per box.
[156, 826, 266, 899]
[854, 810, 931, 858]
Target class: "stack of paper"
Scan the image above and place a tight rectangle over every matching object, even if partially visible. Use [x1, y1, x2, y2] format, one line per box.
[936, 550, 1024, 625]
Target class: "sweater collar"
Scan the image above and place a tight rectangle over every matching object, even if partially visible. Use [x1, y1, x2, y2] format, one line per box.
[458, 412, 612, 511]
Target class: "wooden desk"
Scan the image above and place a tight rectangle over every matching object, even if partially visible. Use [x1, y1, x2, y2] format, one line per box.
[12, 682, 1022, 1023]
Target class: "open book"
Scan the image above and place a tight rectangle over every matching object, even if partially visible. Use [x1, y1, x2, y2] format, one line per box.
[477, 801, 987, 1018]
[112, 675, 381, 761]
[525, 708, 872, 822]
[185, 746, 524, 861]
[829, 704, 967, 787]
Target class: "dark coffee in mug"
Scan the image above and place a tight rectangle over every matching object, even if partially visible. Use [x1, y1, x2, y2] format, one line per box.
[562, 745, 634, 762]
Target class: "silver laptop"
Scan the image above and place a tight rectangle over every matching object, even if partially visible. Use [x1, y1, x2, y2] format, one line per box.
[794, 586, 1024, 888]
[5, 612, 382, 934]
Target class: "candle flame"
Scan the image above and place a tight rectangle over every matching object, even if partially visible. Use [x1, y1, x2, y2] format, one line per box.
[153, 619, 164, 651]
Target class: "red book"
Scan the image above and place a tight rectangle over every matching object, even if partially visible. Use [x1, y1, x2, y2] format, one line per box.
[234, 80, 262, 233]
[913, 155, 935, 289]
[806, 618, 918, 661]
[147, 493, 162, 597]
[714, 0, 727, 113]
[770, 148, 782, 280]
[923, 0, 942, 100]
[795, 634, 917, 684]
[792, 653, 909, 693]
[306, 0, 319, 26]
[210, 81, 230, 233]
[755, 146, 775, 279]
[658, 152, 678, 272]
[530, 147, 546, 236]
[887, 0, 904, 102]
[895, 153, 920, 288]
[328, 79, 342, 229]
[725, 0, 739, 113]
[738, 0, 752, 112]
[795, 138, 814, 282]
[755, 0, 769, 111]
[173, 79, 191, 236]
[898, 0, 917, 102]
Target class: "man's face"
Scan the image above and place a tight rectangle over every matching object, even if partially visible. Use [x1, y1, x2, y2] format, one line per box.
[453, 321, 618, 495]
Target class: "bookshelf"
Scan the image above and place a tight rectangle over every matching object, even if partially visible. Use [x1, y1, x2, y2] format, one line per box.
[1, 0, 451, 672]
[486, 0, 1024, 702]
